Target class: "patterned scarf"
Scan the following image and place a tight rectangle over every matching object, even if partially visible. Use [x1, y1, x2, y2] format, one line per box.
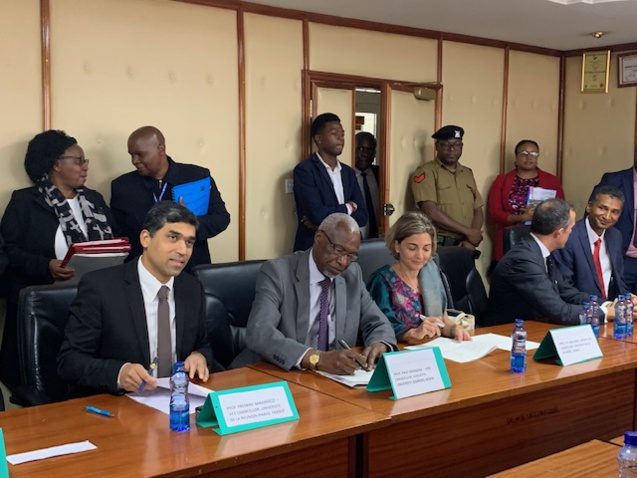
[36, 174, 114, 245]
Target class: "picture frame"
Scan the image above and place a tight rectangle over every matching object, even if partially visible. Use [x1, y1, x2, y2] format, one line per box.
[581, 50, 610, 93]
[618, 52, 637, 88]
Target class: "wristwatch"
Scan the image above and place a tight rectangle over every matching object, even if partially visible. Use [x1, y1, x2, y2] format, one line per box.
[308, 353, 321, 370]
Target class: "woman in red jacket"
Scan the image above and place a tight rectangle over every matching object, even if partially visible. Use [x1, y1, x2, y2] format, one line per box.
[488, 139, 565, 261]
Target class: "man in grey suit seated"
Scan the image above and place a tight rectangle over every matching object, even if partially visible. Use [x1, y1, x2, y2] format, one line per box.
[234, 213, 396, 374]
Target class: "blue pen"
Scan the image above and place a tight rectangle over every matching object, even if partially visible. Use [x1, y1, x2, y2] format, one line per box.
[138, 357, 158, 393]
[85, 406, 113, 417]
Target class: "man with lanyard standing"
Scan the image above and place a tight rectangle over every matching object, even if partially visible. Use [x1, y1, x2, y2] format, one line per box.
[411, 125, 484, 252]
[111, 126, 230, 270]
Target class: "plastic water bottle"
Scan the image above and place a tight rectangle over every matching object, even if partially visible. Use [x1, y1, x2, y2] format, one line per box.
[169, 361, 190, 432]
[590, 295, 603, 325]
[626, 294, 634, 338]
[618, 431, 637, 477]
[579, 302, 591, 325]
[510, 319, 526, 373]
[615, 294, 628, 339]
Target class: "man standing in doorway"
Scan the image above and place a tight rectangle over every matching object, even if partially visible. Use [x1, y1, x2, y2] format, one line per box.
[411, 125, 484, 251]
[293, 113, 367, 251]
[354, 132, 380, 239]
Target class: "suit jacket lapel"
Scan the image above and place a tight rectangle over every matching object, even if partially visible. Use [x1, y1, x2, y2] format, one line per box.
[124, 261, 151, 364]
[173, 275, 186, 357]
[576, 221, 600, 290]
[311, 154, 338, 201]
[333, 275, 346, 341]
[294, 251, 311, 344]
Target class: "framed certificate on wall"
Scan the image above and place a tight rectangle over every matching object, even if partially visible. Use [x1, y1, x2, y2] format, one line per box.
[618, 52, 637, 88]
[581, 50, 610, 93]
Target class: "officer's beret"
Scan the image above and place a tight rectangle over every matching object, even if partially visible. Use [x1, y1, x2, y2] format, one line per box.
[432, 125, 464, 140]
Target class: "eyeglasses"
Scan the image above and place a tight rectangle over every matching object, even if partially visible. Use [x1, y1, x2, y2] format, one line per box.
[59, 155, 90, 167]
[320, 230, 358, 262]
[516, 151, 539, 158]
[438, 141, 463, 150]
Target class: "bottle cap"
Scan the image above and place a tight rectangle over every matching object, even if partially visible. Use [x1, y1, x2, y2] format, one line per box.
[625, 431, 637, 446]
[173, 361, 185, 373]
[583, 302, 590, 308]
[589, 295, 598, 301]
[514, 318, 524, 327]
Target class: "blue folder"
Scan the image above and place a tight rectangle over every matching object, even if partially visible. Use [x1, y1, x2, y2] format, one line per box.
[172, 177, 211, 216]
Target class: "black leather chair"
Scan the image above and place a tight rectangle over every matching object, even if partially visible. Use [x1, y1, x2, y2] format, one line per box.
[13, 284, 78, 406]
[193, 260, 265, 370]
[357, 238, 395, 283]
[503, 224, 531, 255]
[437, 246, 488, 326]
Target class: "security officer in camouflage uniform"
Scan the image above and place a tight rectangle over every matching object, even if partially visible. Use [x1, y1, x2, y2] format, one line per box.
[411, 125, 484, 252]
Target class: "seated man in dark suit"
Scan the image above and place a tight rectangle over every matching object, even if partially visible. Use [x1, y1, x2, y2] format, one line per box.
[553, 186, 627, 301]
[111, 126, 230, 270]
[234, 213, 396, 374]
[487, 198, 589, 325]
[293, 113, 367, 251]
[58, 201, 212, 395]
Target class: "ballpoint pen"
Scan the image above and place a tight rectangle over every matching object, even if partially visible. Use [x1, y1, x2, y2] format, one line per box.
[338, 339, 367, 370]
[138, 357, 158, 393]
[419, 315, 445, 328]
[85, 406, 114, 417]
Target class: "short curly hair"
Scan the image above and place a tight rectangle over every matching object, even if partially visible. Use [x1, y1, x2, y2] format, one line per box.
[24, 130, 77, 182]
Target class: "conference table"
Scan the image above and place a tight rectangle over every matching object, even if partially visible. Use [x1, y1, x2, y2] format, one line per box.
[0, 367, 387, 477]
[488, 439, 621, 477]
[252, 321, 637, 477]
[3, 321, 637, 477]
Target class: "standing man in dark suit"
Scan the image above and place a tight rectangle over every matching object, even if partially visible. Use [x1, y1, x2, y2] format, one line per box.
[593, 153, 637, 293]
[487, 198, 590, 326]
[234, 213, 396, 373]
[111, 126, 230, 270]
[354, 132, 380, 239]
[58, 202, 212, 395]
[293, 113, 367, 251]
[553, 186, 627, 301]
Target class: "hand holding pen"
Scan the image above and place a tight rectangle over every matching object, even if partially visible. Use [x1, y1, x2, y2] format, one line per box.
[418, 315, 445, 339]
[338, 339, 370, 371]
[118, 362, 157, 394]
[138, 357, 158, 393]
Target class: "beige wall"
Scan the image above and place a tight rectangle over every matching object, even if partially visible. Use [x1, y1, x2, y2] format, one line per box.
[0, 0, 42, 206]
[562, 52, 636, 215]
[3, 0, 613, 271]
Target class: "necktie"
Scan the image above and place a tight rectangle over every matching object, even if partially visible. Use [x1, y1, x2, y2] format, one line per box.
[546, 256, 555, 278]
[593, 239, 607, 300]
[361, 171, 378, 238]
[318, 278, 331, 351]
[157, 285, 172, 377]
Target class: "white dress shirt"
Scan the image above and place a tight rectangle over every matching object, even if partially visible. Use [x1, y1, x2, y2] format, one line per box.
[316, 153, 353, 215]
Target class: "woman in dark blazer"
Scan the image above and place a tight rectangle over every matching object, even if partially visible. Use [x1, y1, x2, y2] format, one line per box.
[0, 130, 116, 387]
[488, 139, 565, 261]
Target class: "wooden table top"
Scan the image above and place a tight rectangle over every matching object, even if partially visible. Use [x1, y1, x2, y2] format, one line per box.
[488, 440, 620, 477]
[251, 321, 637, 422]
[599, 322, 637, 343]
[1, 367, 388, 478]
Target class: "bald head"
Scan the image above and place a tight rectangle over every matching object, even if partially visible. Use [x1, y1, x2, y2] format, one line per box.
[127, 126, 168, 179]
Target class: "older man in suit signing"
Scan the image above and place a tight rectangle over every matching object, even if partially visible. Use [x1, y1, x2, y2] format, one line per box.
[239, 213, 395, 374]
[553, 185, 627, 301]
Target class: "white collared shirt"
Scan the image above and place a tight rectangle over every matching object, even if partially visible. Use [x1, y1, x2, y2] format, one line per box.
[530, 233, 551, 271]
[316, 153, 353, 215]
[137, 257, 177, 371]
[585, 218, 611, 298]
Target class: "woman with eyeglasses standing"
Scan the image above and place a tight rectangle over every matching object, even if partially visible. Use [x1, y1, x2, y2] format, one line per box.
[488, 139, 565, 261]
[0, 129, 116, 388]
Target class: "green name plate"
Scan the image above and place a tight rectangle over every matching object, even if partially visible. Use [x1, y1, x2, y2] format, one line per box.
[367, 347, 451, 400]
[0, 429, 9, 478]
[196, 381, 299, 435]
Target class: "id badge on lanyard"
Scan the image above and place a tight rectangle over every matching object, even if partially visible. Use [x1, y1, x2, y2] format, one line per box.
[153, 182, 168, 204]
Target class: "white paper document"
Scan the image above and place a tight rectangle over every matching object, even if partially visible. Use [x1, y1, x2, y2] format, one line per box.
[473, 333, 540, 351]
[316, 368, 375, 388]
[7, 440, 97, 465]
[527, 186, 557, 207]
[405, 337, 497, 363]
[127, 378, 212, 414]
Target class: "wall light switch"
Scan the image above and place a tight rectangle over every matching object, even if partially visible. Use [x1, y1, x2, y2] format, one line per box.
[285, 179, 294, 194]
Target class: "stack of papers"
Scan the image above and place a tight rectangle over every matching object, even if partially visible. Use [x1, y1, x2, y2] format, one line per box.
[60, 238, 131, 282]
[316, 369, 375, 388]
[127, 377, 212, 414]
